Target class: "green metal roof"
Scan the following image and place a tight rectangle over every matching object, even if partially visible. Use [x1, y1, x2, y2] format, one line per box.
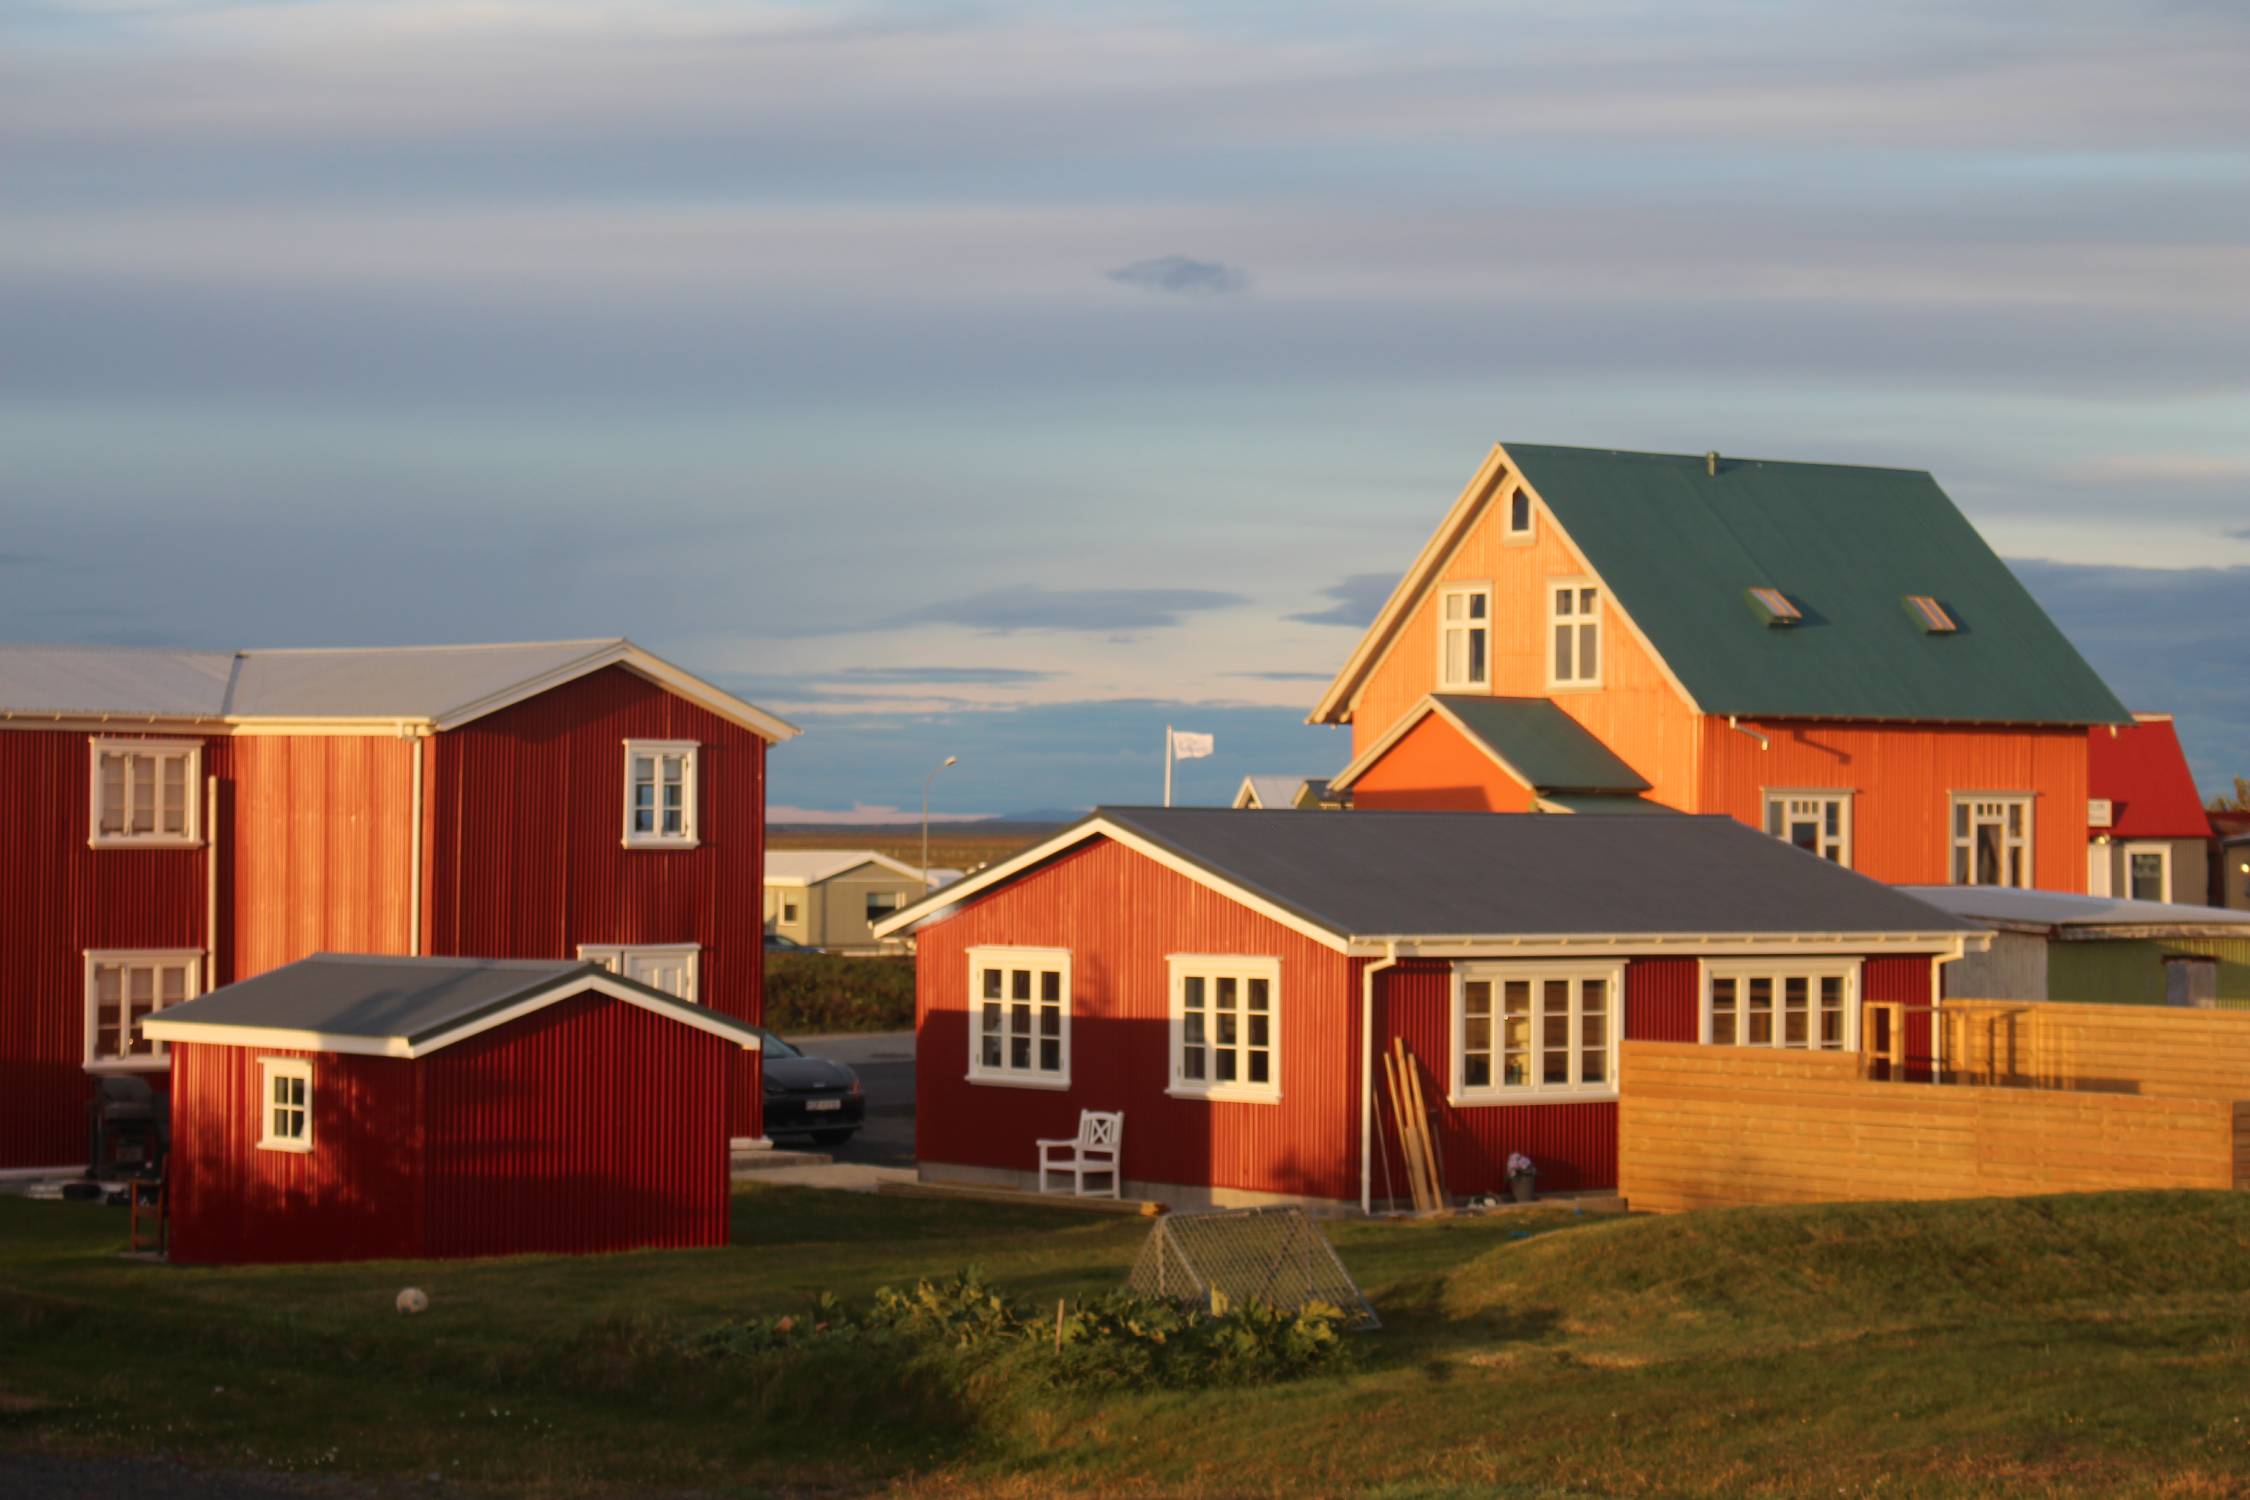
[1433, 695, 1651, 792]
[1506, 444, 2132, 725]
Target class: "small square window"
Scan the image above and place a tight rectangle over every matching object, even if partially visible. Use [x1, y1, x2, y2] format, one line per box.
[257, 1058, 313, 1153]
[89, 740, 202, 847]
[622, 741, 699, 848]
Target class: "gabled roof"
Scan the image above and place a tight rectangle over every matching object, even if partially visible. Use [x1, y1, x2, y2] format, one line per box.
[765, 849, 930, 886]
[1898, 886, 2250, 940]
[1330, 695, 1651, 798]
[1312, 442, 2130, 727]
[0, 638, 799, 741]
[2089, 715, 2214, 841]
[873, 807, 1981, 955]
[139, 954, 761, 1058]
[1233, 775, 1303, 810]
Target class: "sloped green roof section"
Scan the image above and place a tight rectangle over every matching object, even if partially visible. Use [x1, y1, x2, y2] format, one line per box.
[1538, 792, 1677, 815]
[1434, 695, 1652, 792]
[1506, 444, 2131, 725]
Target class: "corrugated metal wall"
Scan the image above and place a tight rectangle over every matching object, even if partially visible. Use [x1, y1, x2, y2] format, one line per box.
[420, 992, 733, 1257]
[1864, 953, 1937, 1071]
[229, 735, 417, 980]
[167, 1040, 424, 1264]
[0, 729, 228, 1169]
[424, 665, 767, 1136]
[1348, 713, 1539, 812]
[915, 840, 1362, 1201]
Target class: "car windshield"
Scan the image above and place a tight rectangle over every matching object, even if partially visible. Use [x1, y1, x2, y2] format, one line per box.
[758, 1030, 802, 1058]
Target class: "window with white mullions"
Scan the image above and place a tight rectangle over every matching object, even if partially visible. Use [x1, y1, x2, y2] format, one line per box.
[622, 740, 698, 848]
[1704, 962, 1858, 1052]
[1452, 963, 1619, 1102]
[258, 1058, 313, 1153]
[967, 947, 1070, 1087]
[1950, 794, 2032, 887]
[89, 740, 201, 847]
[84, 951, 199, 1067]
[2124, 843, 2171, 903]
[1437, 585, 1491, 691]
[1764, 790, 1852, 866]
[1168, 956, 1280, 1102]
[1548, 581, 1602, 686]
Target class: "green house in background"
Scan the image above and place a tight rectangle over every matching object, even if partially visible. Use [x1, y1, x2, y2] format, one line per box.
[1906, 886, 2250, 1008]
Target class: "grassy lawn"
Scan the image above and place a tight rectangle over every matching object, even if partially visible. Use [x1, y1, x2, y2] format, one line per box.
[8, 1186, 2250, 1497]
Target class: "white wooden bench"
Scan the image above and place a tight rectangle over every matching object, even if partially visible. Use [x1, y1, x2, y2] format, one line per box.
[1037, 1110, 1123, 1198]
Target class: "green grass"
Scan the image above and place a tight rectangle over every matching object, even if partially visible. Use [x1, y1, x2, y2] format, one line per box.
[9, 1188, 2250, 1496]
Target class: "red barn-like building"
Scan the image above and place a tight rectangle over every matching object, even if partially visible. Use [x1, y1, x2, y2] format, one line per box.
[0, 639, 796, 1169]
[876, 809, 1982, 1210]
[2087, 714, 2216, 906]
[142, 955, 759, 1263]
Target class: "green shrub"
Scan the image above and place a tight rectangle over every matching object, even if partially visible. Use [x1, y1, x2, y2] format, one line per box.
[762, 953, 914, 1034]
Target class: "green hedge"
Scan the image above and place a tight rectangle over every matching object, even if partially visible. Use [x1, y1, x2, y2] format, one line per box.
[763, 952, 915, 1035]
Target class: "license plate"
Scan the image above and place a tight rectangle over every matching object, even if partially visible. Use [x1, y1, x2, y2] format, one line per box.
[805, 1099, 843, 1112]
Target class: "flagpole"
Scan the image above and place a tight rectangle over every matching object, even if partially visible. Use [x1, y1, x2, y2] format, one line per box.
[1163, 724, 1173, 807]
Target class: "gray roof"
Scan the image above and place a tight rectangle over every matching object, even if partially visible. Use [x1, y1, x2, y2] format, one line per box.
[141, 954, 759, 1052]
[928, 808, 1980, 942]
[1898, 886, 2250, 939]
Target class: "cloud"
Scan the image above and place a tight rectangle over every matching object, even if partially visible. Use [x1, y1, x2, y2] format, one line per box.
[831, 665, 1058, 686]
[768, 803, 998, 826]
[2229, 526, 2250, 542]
[1231, 670, 1333, 682]
[881, 587, 1247, 635]
[1286, 572, 1396, 628]
[1104, 255, 1249, 297]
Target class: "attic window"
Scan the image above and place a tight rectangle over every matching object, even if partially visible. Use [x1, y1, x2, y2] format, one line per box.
[1904, 595, 1957, 634]
[1745, 587, 1802, 626]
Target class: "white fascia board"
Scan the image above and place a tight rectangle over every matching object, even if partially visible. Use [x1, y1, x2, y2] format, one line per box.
[1348, 931, 1985, 959]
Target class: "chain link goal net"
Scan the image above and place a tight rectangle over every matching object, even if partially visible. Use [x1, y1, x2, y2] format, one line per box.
[1125, 1207, 1379, 1330]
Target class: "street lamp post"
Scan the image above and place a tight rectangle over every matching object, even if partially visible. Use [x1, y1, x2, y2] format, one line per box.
[922, 755, 959, 890]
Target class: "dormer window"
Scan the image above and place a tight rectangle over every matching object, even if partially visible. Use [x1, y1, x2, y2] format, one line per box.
[622, 740, 699, 849]
[1904, 595, 1957, 633]
[1437, 585, 1491, 691]
[1746, 587, 1802, 626]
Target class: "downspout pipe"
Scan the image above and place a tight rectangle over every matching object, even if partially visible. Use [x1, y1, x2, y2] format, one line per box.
[406, 723, 425, 956]
[1360, 940, 1401, 1215]
[1727, 715, 1770, 751]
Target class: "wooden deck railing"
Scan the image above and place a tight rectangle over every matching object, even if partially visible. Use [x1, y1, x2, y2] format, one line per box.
[1942, 999, 2250, 1100]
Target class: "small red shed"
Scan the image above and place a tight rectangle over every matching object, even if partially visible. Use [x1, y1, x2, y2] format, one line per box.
[875, 809, 1985, 1212]
[141, 954, 760, 1264]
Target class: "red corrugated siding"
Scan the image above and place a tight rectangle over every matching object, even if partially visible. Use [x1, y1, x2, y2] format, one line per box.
[167, 1040, 423, 1265]
[1626, 958, 1700, 1042]
[420, 992, 733, 1256]
[0, 730, 228, 1168]
[915, 840, 1361, 1201]
[424, 665, 767, 1135]
[1864, 953, 1937, 1071]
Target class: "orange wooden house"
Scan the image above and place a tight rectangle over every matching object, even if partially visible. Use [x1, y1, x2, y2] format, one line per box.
[1311, 444, 2132, 889]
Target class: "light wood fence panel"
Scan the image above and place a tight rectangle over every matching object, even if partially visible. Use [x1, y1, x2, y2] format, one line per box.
[1945, 1000, 2250, 1101]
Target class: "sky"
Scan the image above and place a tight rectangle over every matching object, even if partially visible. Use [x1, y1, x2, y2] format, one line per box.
[2, 0, 2246, 817]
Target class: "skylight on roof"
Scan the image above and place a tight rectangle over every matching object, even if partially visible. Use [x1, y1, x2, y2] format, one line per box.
[1903, 595, 1958, 634]
[1745, 587, 1802, 626]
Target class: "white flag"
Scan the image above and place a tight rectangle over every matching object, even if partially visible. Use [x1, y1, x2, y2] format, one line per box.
[1170, 730, 1215, 760]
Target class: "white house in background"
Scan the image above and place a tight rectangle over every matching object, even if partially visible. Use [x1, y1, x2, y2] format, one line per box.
[1231, 775, 1344, 811]
[764, 851, 949, 953]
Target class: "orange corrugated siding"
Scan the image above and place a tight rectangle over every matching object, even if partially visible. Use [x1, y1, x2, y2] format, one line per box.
[1698, 717, 2090, 888]
[1350, 712, 1538, 812]
[229, 735, 417, 981]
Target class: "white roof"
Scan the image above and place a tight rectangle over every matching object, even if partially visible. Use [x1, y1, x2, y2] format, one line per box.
[0, 639, 798, 741]
[1898, 885, 2250, 937]
[765, 849, 929, 886]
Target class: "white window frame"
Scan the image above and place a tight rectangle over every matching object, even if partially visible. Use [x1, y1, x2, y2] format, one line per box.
[866, 889, 905, 925]
[83, 950, 201, 1070]
[2123, 842, 2172, 904]
[1504, 486, 1536, 544]
[88, 739, 202, 848]
[1450, 961, 1621, 1104]
[621, 739, 699, 849]
[1166, 954, 1283, 1104]
[1950, 793, 2034, 889]
[966, 946, 1071, 1090]
[1700, 959, 1861, 1053]
[256, 1057, 314, 1154]
[1546, 577, 1603, 689]
[1435, 584, 1493, 692]
[1763, 789, 1853, 867]
[579, 942, 701, 1002]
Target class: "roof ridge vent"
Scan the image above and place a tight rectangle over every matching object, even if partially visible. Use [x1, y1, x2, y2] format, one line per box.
[1706, 450, 1719, 477]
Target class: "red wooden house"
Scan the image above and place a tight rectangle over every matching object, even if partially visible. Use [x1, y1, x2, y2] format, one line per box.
[874, 808, 1981, 1209]
[0, 639, 796, 1171]
[141, 955, 760, 1263]
[2087, 714, 2216, 906]
[1311, 444, 2132, 890]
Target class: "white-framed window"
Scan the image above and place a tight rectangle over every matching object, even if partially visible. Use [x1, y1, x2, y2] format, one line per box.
[1505, 487, 1536, 543]
[88, 740, 201, 848]
[257, 1058, 313, 1154]
[83, 951, 200, 1068]
[1167, 955, 1281, 1104]
[1951, 794, 2033, 888]
[866, 890, 904, 924]
[1436, 585, 1492, 691]
[622, 740, 698, 848]
[1451, 962, 1620, 1102]
[1764, 790, 1852, 866]
[580, 943, 700, 1002]
[967, 946, 1070, 1088]
[2124, 842, 2172, 904]
[1702, 961, 1859, 1051]
[1548, 579, 1602, 687]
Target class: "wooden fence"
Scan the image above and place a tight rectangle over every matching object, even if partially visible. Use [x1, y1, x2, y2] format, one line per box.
[1943, 999, 2250, 1100]
[1618, 1041, 2249, 1214]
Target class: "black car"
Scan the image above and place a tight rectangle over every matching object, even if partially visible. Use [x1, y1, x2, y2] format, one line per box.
[764, 933, 809, 951]
[758, 1029, 864, 1146]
